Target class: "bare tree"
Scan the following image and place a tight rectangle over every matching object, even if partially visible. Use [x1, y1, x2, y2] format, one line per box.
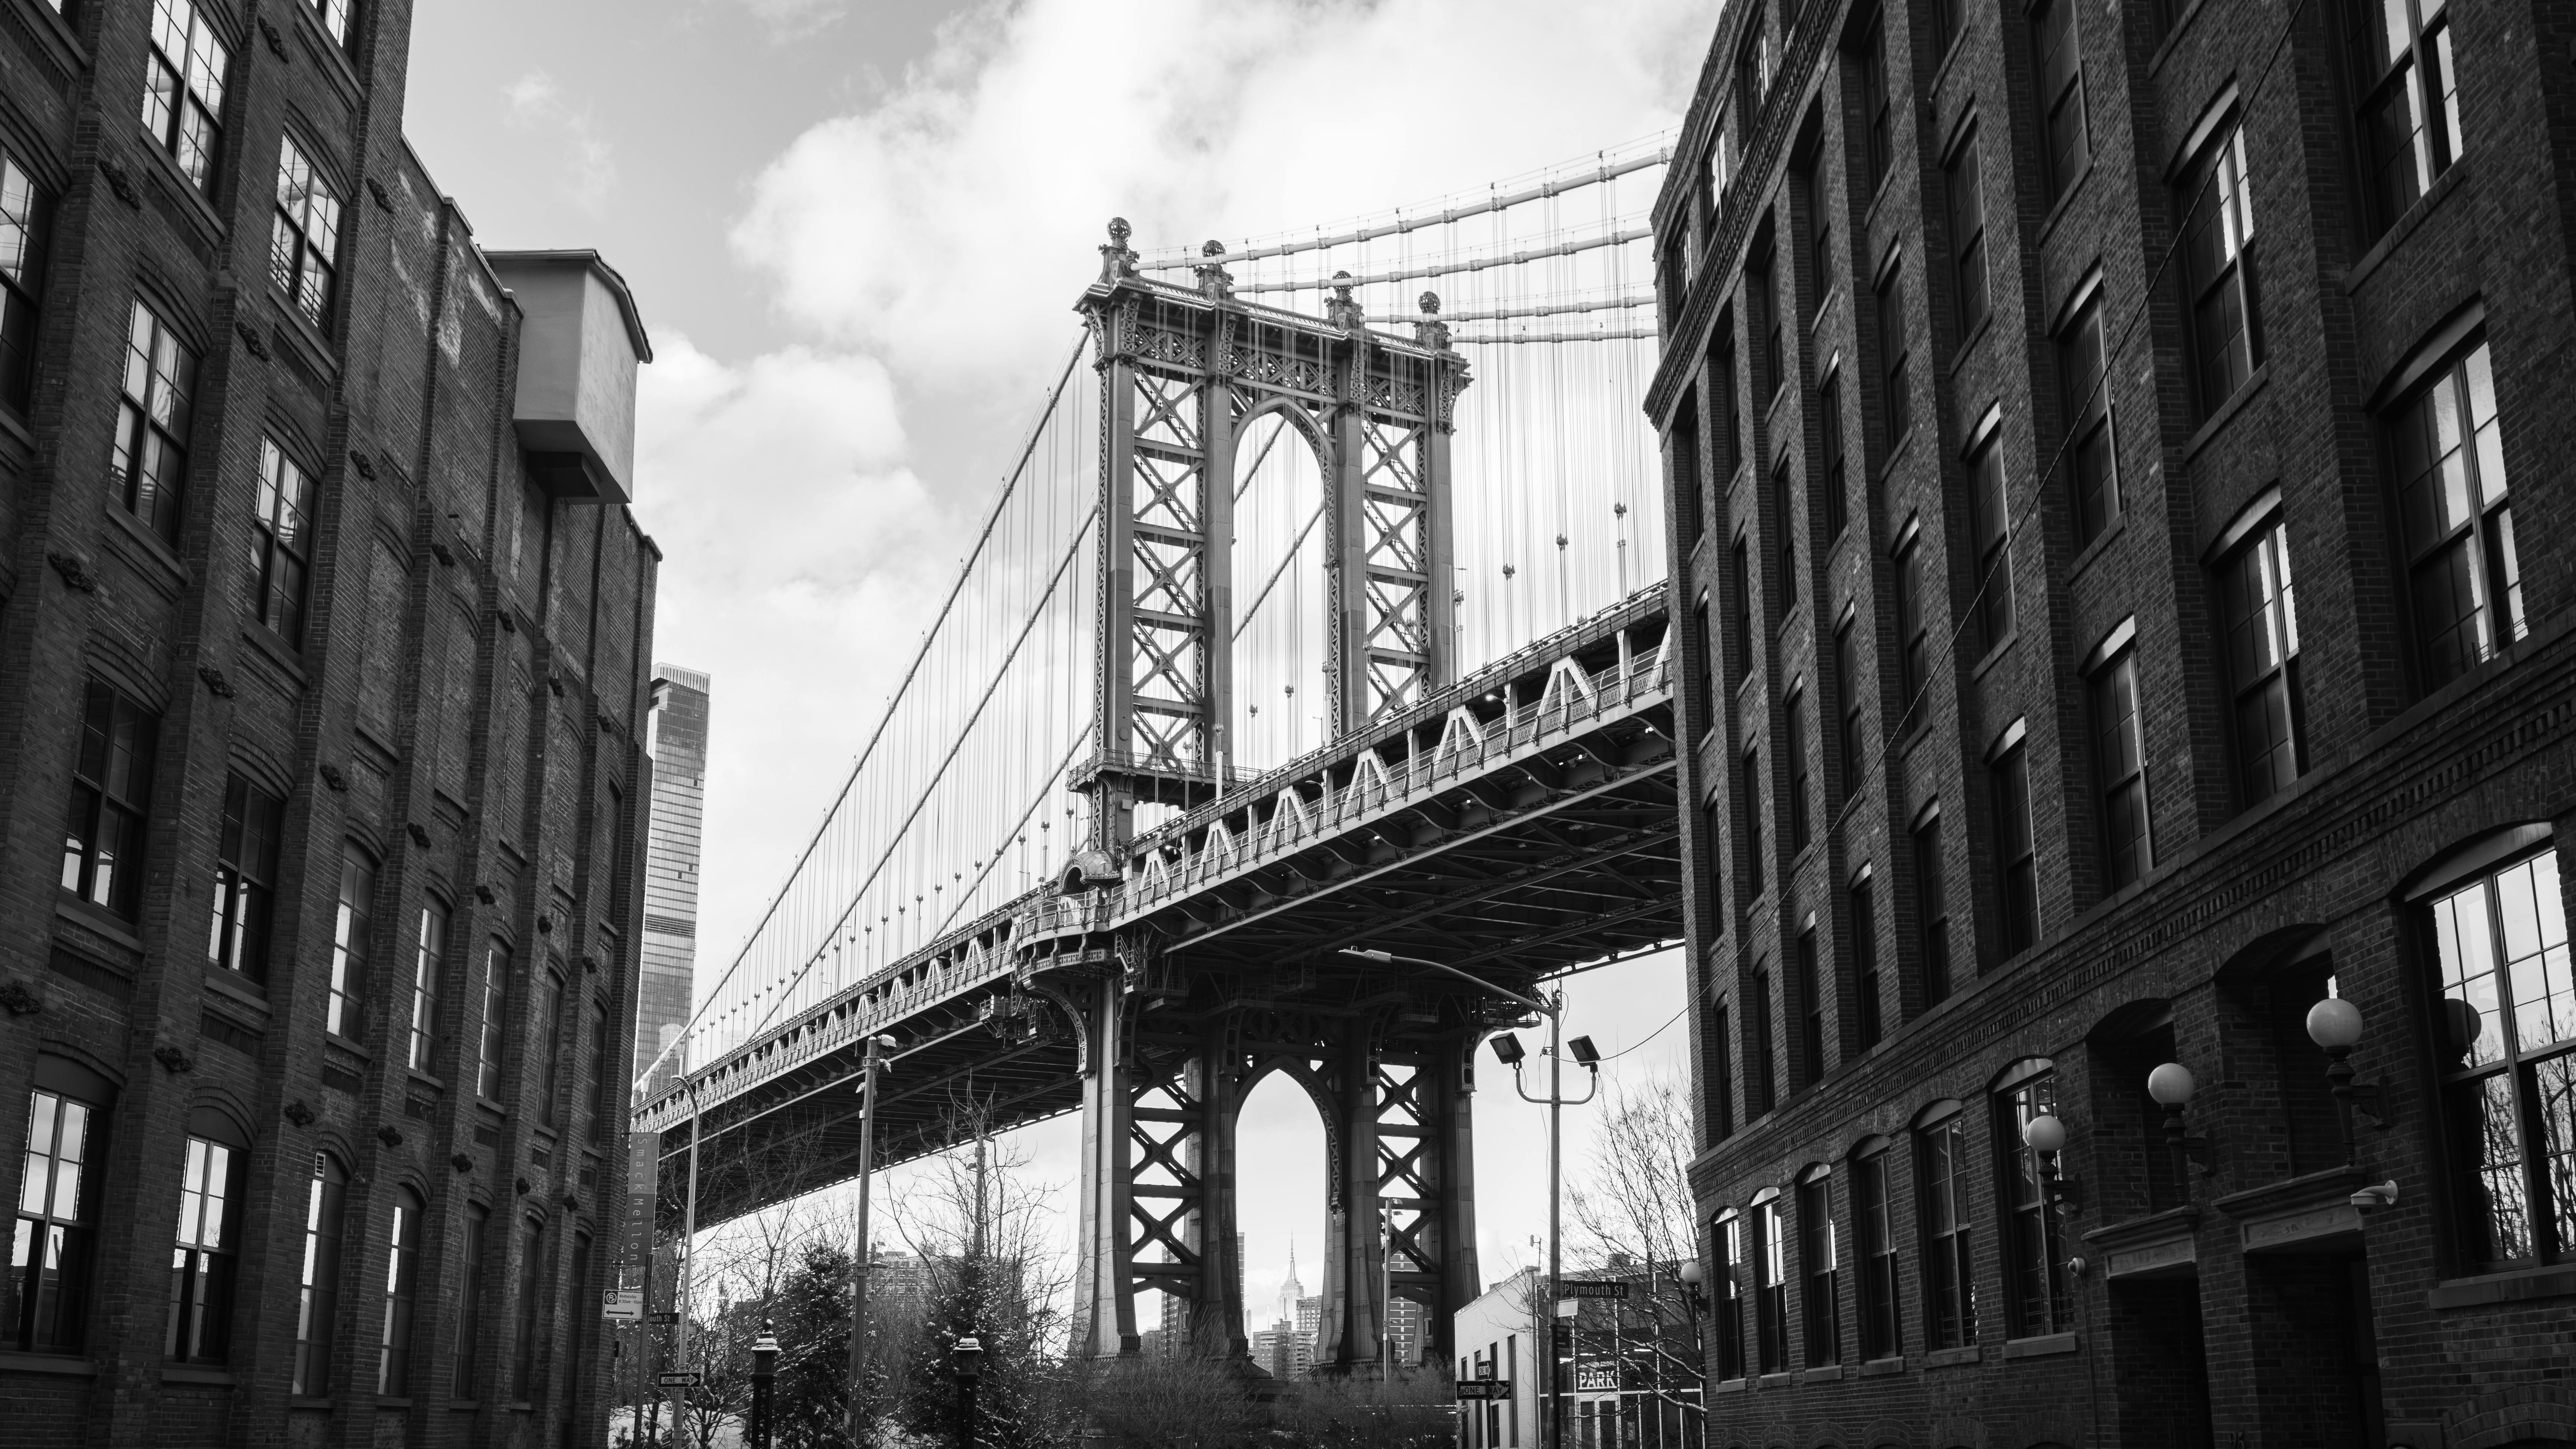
[1567, 1074, 1698, 1271]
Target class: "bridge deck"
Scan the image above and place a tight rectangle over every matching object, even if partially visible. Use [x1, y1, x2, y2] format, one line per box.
[640, 584, 1678, 1227]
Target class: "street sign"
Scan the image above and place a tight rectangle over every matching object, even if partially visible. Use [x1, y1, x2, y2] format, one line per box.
[603, 1288, 643, 1321]
[1456, 1379, 1511, 1400]
[1559, 1280, 1629, 1299]
[657, 1371, 703, 1389]
[647, 1311, 682, 1326]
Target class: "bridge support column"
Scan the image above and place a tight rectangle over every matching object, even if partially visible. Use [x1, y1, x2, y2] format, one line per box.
[1315, 1030, 1386, 1372]
[1070, 976, 1138, 1358]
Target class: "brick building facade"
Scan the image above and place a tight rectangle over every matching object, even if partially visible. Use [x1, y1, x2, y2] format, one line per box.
[0, 1, 657, 1447]
[1648, 0, 2576, 1442]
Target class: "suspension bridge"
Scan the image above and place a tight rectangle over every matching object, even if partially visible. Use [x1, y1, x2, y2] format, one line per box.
[632, 137, 1686, 1371]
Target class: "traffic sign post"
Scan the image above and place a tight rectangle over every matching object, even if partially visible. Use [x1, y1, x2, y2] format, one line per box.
[1456, 1379, 1512, 1401]
[658, 1371, 704, 1389]
[1559, 1280, 1629, 1300]
[647, 1311, 682, 1326]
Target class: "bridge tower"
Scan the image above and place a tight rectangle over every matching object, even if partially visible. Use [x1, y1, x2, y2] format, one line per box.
[1057, 222, 1483, 1373]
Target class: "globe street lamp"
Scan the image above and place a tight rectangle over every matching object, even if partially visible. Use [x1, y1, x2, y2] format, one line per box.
[749, 1321, 779, 1449]
[2144, 1062, 2213, 1195]
[2304, 997, 2391, 1157]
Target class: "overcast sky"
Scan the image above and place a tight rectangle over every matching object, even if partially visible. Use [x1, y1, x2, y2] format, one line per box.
[406, 0, 1711, 1325]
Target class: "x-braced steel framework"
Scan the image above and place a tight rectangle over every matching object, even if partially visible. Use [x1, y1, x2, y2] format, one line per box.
[1077, 221, 1470, 851]
[1065, 970, 1480, 1372]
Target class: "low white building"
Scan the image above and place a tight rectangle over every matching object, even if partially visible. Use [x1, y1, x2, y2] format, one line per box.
[1450, 1268, 1546, 1449]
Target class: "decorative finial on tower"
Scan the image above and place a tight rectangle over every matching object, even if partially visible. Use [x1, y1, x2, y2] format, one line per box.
[1326, 269, 1364, 330]
[1099, 217, 1140, 284]
[1194, 239, 1235, 301]
[1414, 290, 1450, 350]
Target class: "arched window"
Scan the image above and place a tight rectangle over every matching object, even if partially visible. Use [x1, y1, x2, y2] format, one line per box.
[407, 899, 449, 1072]
[292, 1151, 349, 1395]
[513, 1218, 547, 1400]
[1712, 1210, 1745, 1381]
[377, 1187, 423, 1395]
[11, 1056, 114, 1352]
[1914, 1101, 1973, 1349]
[1798, 1165, 1839, 1368]
[168, 1107, 248, 1363]
[2422, 841, 2575, 1269]
[1993, 1058, 2069, 1337]
[479, 941, 511, 1101]
[540, 967, 569, 1129]
[329, 845, 379, 1039]
[453, 1203, 490, 1398]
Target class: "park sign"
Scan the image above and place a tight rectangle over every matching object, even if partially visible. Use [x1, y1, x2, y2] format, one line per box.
[1558, 1280, 1629, 1299]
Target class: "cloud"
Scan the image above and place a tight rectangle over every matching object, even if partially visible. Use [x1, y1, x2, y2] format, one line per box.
[504, 70, 617, 213]
[730, 0, 1705, 392]
[724, 0, 847, 40]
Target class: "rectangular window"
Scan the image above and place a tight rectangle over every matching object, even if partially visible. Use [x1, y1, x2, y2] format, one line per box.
[1730, 536, 1755, 686]
[167, 1135, 237, 1364]
[1705, 998, 1736, 1142]
[1800, 1173, 1839, 1366]
[1948, 124, 1989, 338]
[378, 1190, 421, 1394]
[1795, 922, 1824, 1086]
[2091, 650, 2151, 891]
[453, 1204, 489, 1398]
[406, 903, 447, 1073]
[111, 299, 199, 543]
[1932, 0, 1962, 54]
[1998, 1072, 2071, 1335]
[1774, 458, 1798, 614]
[1716, 1214, 1747, 1379]
[1915, 812, 1952, 1004]
[0, 151, 53, 415]
[1968, 429, 2013, 651]
[250, 440, 318, 647]
[1739, 23, 1773, 116]
[1993, 737, 2039, 956]
[512, 1221, 545, 1398]
[540, 973, 569, 1129]
[2428, 847, 2576, 1268]
[271, 135, 343, 328]
[1673, 390, 1703, 548]
[60, 680, 160, 920]
[2033, 0, 2089, 204]
[1894, 533, 1928, 712]
[2393, 340, 2521, 688]
[1742, 748, 1765, 902]
[1712, 342, 1740, 480]
[1918, 1113, 1975, 1349]
[1812, 218, 1834, 325]
[2221, 518, 2305, 804]
[1753, 1197, 1789, 1373]
[1692, 598, 1717, 737]
[143, 0, 229, 190]
[12, 1087, 101, 1352]
[1859, 19, 1893, 193]
[327, 850, 376, 1040]
[292, 1153, 346, 1396]
[1876, 262, 1910, 443]
[2180, 124, 2260, 416]
[1819, 373, 1848, 541]
[207, 774, 282, 979]
[1853, 1151, 1899, 1362]
[1852, 873, 1883, 1049]
[2060, 293, 2117, 545]
[2351, 0, 2461, 235]
[1787, 688, 1811, 851]
[479, 944, 509, 1100]
[1749, 964, 1777, 1116]
[311, 0, 352, 44]
[588, 999, 615, 1143]
[1661, 236, 1689, 325]
[1833, 615, 1864, 802]
[1757, 255, 1784, 400]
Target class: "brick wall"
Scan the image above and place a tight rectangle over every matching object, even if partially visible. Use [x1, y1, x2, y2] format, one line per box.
[0, 2, 657, 1447]
[1649, 0, 2576, 1442]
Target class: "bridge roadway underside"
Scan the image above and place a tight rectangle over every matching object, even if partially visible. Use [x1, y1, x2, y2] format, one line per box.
[654, 603, 1681, 1245]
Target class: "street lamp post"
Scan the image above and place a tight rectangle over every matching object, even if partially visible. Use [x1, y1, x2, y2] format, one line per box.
[952, 1335, 986, 1449]
[749, 1321, 779, 1449]
[1338, 947, 1596, 1448]
[846, 1034, 900, 1448]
